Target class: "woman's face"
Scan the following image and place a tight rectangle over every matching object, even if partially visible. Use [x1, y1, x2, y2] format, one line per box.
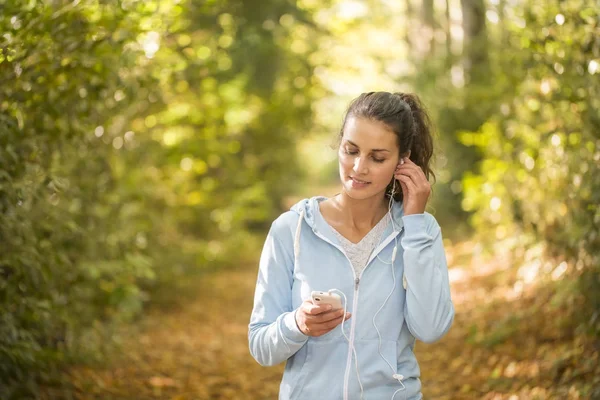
[338, 116, 401, 200]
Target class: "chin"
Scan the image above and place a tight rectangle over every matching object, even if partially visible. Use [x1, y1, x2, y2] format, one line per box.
[342, 182, 385, 200]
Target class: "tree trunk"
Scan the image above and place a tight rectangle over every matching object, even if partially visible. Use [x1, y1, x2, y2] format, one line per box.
[498, 0, 508, 46]
[460, 0, 489, 85]
[445, 0, 453, 66]
[404, 0, 414, 55]
[422, 0, 436, 56]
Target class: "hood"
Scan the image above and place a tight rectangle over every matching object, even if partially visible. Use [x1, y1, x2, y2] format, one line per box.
[289, 196, 406, 235]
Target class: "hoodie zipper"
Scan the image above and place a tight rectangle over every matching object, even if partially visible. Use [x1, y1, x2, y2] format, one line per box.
[310, 229, 357, 400]
[311, 226, 403, 400]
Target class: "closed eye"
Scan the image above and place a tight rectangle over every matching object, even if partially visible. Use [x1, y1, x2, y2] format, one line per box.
[344, 148, 386, 163]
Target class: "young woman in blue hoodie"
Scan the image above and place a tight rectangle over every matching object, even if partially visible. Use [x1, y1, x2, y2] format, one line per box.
[249, 92, 454, 400]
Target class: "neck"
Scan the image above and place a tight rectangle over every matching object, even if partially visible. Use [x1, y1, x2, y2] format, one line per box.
[333, 191, 390, 230]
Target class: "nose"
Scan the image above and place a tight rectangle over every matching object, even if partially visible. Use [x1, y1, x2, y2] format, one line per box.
[353, 156, 368, 175]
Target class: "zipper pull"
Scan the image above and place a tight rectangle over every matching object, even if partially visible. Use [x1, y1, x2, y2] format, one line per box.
[355, 277, 360, 289]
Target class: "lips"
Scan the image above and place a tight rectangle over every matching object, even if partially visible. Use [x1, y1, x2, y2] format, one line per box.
[350, 176, 370, 184]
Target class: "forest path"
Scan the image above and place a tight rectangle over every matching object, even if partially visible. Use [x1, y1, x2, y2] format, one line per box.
[58, 240, 594, 400]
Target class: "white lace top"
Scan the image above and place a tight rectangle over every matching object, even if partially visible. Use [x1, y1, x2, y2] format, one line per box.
[329, 214, 390, 277]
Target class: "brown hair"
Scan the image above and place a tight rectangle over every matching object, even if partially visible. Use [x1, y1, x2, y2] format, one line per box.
[339, 91, 436, 202]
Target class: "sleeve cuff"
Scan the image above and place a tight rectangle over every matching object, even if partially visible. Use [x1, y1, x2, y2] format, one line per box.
[402, 213, 428, 237]
[282, 310, 309, 343]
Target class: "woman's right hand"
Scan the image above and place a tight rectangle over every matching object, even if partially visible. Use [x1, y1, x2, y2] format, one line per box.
[295, 300, 351, 337]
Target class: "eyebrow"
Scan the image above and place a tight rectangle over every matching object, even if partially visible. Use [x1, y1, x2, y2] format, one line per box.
[345, 140, 391, 153]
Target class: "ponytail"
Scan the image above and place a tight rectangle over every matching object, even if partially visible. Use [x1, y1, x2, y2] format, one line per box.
[392, 93, 436, 201]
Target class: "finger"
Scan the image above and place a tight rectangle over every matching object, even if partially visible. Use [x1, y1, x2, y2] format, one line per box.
[397, 172, 429, 194]
[395, 169, 424, 186]
[320, 311, 351, 328]
[397, 160, 427, 181]
[322, 315, 345, 330]
[394, 171, 415, 186]
[326, 312, 352, 328]
[399, 180, 408, 194]
[299, 300, 314, 314]
[304, 302, 332, 316]
[312, 308, 346, 323]
[312, 314, 348, 334]
[396, 157, 415, 167]
[397, 174, 417, 191]
[395, 166, 419, 177]
[310, 313, 352, 336]
[305, 309, 342, 324]
[396, 158, 423, 171]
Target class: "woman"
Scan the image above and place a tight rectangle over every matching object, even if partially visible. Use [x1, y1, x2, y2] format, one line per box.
[248, 92, 454, 400]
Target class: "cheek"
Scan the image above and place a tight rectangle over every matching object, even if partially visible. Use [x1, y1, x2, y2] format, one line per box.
[374, 164, 396, 183]
[338, 152, 354, 170]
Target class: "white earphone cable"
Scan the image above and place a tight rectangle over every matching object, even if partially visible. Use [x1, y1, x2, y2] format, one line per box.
[332, 175, 408, 400]
[331, 289, 365, 400]
[377, 178, 398, 265]
[374, 178, 408, 399]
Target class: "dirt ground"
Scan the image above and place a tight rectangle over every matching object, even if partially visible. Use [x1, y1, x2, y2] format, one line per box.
[51, 240, 598, 400]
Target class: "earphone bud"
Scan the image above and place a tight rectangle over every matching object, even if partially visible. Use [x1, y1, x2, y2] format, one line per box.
[398, 151, 411, 166]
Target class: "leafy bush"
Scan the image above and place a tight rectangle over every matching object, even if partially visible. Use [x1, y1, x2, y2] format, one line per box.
[0, 0, 319, 395]
[459, 0, 599, 333]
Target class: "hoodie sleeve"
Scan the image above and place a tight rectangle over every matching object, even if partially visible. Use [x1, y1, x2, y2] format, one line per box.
[401, 213, 454, 343]
[248, 215, 308, 366]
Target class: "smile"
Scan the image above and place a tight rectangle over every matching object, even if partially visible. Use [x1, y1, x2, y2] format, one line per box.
[350, 177, 371, 184]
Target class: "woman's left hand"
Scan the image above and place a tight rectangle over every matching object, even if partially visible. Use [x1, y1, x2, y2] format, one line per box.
[394, 157, 431, 215]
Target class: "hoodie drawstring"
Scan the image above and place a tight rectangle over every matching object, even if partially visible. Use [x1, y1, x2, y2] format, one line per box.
[293, 209, 305, 266]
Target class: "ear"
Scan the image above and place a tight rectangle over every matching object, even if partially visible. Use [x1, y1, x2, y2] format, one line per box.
[398, 150, 411, 165]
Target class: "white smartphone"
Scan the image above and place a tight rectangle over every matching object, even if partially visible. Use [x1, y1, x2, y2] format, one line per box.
[311, 290, 343, 310]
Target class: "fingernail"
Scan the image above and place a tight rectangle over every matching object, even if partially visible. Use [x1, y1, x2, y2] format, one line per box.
[326, 305, 332, 310]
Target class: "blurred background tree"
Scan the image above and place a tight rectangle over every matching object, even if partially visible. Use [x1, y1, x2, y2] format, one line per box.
[458, 0, 599, 334]
[1, 0, 322, 395]
[1, 0, 598, 398]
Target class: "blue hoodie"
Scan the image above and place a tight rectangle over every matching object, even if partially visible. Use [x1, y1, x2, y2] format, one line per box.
[248, 197, 454, 400]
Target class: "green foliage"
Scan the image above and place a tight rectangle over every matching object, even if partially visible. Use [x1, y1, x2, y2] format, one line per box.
[459, 0, 600, 333]
[0, 0, 319, 395]
[1, 2, 151, 394]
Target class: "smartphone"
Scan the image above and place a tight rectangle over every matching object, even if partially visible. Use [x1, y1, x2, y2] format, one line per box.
[311, 290, 343, 310]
